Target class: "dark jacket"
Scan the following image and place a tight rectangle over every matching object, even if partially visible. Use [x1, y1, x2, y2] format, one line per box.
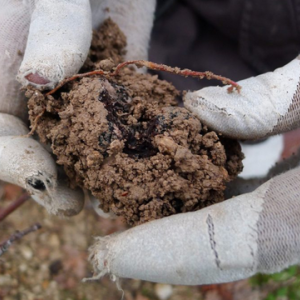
[150, 0, 300, 90]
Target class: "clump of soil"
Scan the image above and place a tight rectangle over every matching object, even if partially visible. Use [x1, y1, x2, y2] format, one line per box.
[27, 19, 243, 225]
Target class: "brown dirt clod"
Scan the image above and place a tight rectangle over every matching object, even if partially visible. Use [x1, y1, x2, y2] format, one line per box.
[27, 19, 243, 226]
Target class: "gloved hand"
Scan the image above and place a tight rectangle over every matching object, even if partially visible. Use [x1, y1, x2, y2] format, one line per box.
[87, 57, 300, 285]
[0, 0, 156, 215]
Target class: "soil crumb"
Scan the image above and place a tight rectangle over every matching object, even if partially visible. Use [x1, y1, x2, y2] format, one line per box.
[27, 19, 244, 226]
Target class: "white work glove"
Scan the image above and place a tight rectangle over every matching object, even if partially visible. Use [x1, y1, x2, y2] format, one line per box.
[0, 0, 156, 215]
[88, 57, 300, 285]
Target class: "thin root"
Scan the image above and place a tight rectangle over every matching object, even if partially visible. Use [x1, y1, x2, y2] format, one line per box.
[112, 60, 242, 93]
[46, 60, 241, 96]
[46, 70, 107, 96]
[25, 108, 46, 137]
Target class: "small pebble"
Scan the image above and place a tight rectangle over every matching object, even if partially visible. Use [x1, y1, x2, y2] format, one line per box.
[154, 283, 173, 300]
[20, 245, 33, 260]
[49, 259, 63, 276]
[19, 263, 27, 272]
[33, 284, 42, 294]
[48, 234, 60, 247]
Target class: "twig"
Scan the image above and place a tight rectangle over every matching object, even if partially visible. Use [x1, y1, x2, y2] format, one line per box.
[0, 193, 30, 222]
[0, 223, 41, 256]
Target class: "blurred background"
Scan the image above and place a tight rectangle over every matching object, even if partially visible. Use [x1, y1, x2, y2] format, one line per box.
[1, 0, 300, 299]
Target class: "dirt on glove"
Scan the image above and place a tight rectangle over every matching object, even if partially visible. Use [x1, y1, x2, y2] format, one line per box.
[27, 19, 244, 226]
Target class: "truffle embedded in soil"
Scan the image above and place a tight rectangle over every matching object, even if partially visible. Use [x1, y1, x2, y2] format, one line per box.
[27, 73, 243, 225]
[27, 19, 244, 226]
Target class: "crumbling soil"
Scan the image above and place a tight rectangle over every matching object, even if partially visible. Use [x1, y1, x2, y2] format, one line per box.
[27, 19, 243, 226]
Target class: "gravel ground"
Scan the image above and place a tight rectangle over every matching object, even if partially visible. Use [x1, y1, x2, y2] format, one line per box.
[1, 183, 300, 300]
[0, 184, 207, 300]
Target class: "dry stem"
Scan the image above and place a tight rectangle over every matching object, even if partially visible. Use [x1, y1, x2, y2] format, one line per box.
[0, 223, 41, 256]
[0, 193, 30, 222]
